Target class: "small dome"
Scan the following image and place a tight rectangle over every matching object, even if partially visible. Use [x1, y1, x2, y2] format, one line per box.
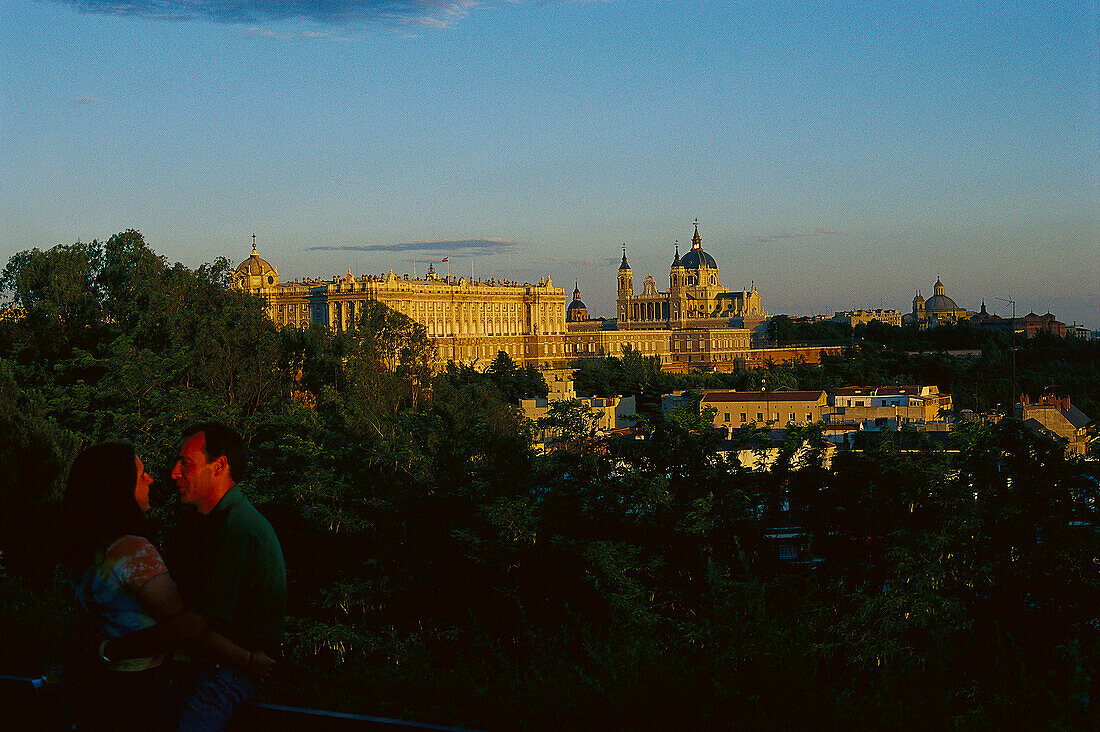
[566, 298, 588, 315]
[233, 244, 279, 288]
[235, 248, 276, 278]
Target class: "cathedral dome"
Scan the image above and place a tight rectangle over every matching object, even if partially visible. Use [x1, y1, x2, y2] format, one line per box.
[680, 222, 716, 269]
[680, 248, 717, 270]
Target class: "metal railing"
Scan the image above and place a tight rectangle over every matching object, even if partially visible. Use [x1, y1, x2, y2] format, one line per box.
[0, 674, 477, 731]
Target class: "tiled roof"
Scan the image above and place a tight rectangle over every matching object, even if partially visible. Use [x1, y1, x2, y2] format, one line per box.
[1065, 405, 1092, 430]
[702, 391, 826, 402]
[835, 385, 924, 396]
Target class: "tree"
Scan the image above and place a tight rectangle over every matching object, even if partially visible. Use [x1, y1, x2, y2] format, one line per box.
[0, 241, 105, 360]
[486, 350, 547, 403]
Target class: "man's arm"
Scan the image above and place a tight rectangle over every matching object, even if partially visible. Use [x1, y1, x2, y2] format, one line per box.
[101, 574, 275, 682]
[100, 574, 205, 660]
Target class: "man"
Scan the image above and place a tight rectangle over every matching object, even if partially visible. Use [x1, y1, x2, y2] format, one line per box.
[168, 422, 287, 730]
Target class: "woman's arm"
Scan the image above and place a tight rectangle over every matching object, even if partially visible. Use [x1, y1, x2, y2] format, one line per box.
[101, 573, 275, 682]
[100, 573, 204, 660]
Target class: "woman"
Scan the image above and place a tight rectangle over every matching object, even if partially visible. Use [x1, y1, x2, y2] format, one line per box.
[62, 442, 272, 730]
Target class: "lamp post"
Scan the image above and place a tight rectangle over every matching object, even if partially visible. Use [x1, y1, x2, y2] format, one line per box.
[996, 297, 1017, 417]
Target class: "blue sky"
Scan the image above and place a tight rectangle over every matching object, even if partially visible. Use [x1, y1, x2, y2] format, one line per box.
[2, 1, 1097, 325]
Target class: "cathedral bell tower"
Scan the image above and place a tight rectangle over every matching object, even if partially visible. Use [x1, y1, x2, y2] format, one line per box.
[617, 246, 633, 295]
[669, 241, 684, 294]
[617, 245, 633, 322]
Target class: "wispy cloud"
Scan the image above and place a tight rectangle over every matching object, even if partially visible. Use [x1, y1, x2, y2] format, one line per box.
[53, 1, 486, 30]
[756, 228, 842, 244]
[69, 95, 101, 106]
[755, 232, 798, 244]
[242, 26, 341, 41]
[307, 238, 520, 256]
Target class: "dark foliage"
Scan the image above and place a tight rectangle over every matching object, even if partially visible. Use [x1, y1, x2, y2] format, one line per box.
[1, 235, 1096, 728]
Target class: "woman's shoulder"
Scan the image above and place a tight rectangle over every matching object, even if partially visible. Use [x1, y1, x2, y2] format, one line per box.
[105, 535, 169, 588]
[105, 534, 158, 560]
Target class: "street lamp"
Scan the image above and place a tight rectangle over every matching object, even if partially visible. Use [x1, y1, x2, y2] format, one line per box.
[995, 297, 1017, 417]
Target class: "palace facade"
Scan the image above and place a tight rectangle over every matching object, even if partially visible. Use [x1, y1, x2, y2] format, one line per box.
[232, 245, 567, 365]
[231, 225, 801, 372]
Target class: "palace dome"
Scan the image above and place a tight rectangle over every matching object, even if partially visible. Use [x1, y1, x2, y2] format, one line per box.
[567, 282, 588, 321]
[234, 245, 279, 288]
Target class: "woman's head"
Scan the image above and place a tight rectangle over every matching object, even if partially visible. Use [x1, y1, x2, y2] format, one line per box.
[62, 442, 148, 568]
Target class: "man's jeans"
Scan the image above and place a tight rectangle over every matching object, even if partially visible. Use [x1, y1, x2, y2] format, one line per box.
[175, 662, 259, 731]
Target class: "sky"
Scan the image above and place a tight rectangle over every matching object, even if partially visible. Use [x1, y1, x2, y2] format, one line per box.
[2, 1, 1097, 326]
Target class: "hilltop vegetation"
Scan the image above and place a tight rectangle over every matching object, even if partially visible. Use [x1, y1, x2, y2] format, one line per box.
[1, 233, 1097, 729]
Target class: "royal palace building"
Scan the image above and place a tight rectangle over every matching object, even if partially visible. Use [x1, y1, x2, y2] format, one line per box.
[232, 244, 568, 366]
[230, 226, 826, 372]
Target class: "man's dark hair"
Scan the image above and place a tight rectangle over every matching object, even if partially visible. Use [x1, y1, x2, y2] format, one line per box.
[182, 422, 247, 482]
[62, 442, 145, 569]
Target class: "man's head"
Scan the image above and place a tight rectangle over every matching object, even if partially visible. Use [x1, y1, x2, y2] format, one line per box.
[171, 422, 246, 514]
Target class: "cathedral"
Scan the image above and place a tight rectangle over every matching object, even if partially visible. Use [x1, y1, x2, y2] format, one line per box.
[615, 222, 764, 330]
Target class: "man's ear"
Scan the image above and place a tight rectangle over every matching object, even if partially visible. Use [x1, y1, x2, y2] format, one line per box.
[213, 455, 229, 476]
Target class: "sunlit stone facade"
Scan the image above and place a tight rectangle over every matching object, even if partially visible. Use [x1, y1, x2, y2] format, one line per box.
[616, 222, 765, 330]
[232, 248, 567, 368]
[831, 309, 902, 327]
[233, 226, 772, 372]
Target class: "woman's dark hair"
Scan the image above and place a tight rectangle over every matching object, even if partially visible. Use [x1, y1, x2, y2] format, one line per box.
[62, 442, 145, 569]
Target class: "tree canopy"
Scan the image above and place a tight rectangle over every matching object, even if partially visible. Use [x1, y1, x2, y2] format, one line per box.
[1, 233, 1096, 729]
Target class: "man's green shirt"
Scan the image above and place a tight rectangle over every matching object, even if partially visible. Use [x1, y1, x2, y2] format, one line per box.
[171, 485, 287, 651]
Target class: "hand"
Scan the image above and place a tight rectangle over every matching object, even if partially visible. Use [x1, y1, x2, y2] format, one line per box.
[245, 650, 276, 684]
[68, 630, 107, 672]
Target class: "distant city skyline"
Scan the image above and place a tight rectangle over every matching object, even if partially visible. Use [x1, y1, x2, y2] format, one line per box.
[2, 2, 1097, 326]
